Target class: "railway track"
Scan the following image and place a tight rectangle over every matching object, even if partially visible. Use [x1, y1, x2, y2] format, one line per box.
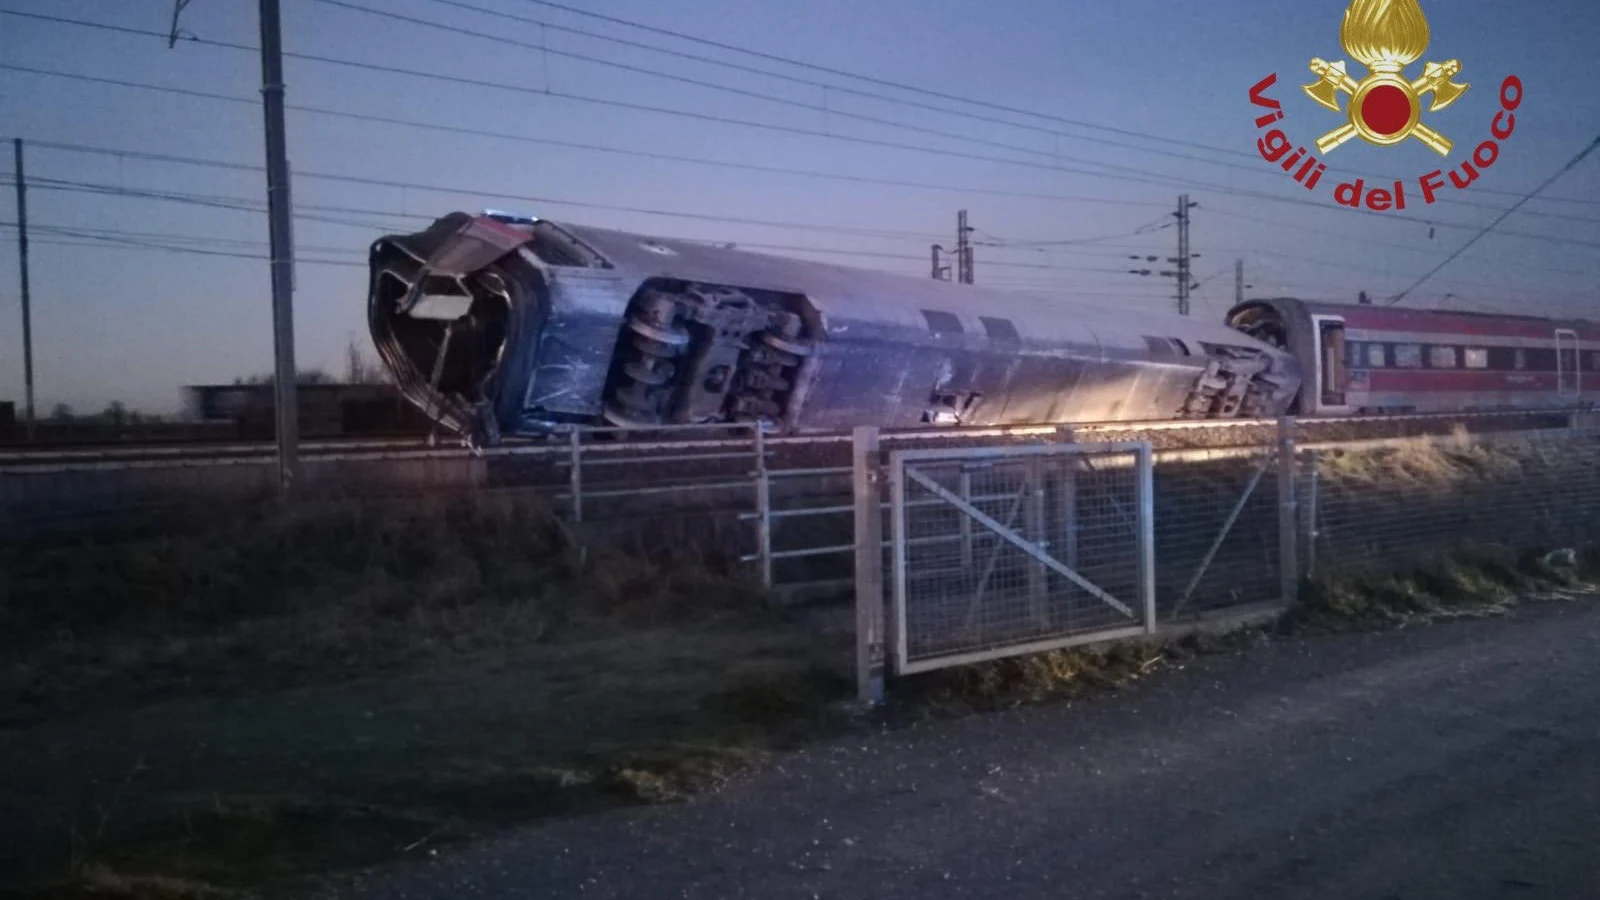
[0, 408, 1581, 473]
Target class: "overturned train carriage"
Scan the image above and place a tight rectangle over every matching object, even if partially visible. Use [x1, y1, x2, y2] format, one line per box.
[367, 213, 1303, 444]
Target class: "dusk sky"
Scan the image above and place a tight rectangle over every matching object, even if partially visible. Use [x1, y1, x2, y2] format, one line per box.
[2, 0, 1598, 414]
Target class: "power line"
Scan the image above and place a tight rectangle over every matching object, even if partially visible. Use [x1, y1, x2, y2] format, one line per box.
[0, 224, 365, 266]
[2, 174, 425, 232]
[15, 169, 1588, 302]
[14, 162, 1589, 304]
[0, 70, 1155, 214]
[0, 55, 1207, 204]
[320, 0, 1148, 175]
[0, 15, 1185, 193]
[312, 1, 1600, 225]
[1202, 206, 1600, 277]
[0, 185, 1139, 277]
[8, 14, 1599, 229]
[8, 6, 1599, 222]
[0, 220, 363, 257]
[442, 0, 1241, 155]
[5, 141, 1179, 253]
[973, 213, 1175, 248]
[12, 59, 1597, 254]
[1220, 246, 1599, 304]
[0, 134, 954, 241]
[326, 0, 1421, 200]
[1387, 133, 1600, 306]
[487, 0, 1600, 211]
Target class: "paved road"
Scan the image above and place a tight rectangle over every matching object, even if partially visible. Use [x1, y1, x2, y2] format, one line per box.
[308, 600, 1600, 900]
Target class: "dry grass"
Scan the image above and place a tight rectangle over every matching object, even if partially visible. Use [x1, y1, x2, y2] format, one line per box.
[0, 495, 851, 900]
[0, 495, 776, 715]
[1290, 542, 1596, 632]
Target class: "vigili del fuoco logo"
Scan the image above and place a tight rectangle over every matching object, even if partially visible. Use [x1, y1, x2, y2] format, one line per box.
[1248, 0, 1523, 211]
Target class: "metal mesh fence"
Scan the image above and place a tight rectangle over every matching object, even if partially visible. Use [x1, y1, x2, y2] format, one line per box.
[1303, 428, 1600, 579]
[1151, 449, 1283, 620]
[889, 445, 1150, 671]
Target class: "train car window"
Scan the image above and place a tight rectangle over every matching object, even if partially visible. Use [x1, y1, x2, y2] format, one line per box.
[1394, 344, 1423, 368]
[1430, 346, 1459, 369]
[1464, 348, 1489, 369]
[979, 316, 1020, 343]
[1366, 343, 1387, 368]
[1143, 336, 1177, 359]
[922, 310, 964, 336]
[1515, 348, 1528, 370]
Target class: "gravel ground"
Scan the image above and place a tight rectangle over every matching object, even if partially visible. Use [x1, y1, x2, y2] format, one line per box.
[301, 596, 1600, 900]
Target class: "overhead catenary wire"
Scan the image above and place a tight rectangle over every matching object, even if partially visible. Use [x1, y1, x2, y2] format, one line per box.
[0, 225, 366, 267]
[4, 9, 1591, 315]
[488, 0, 1600, 210]
[319, 3, 1600, 224]
[1202, 206, 1600, 281]
[7, 60, 1598, 256]
[0, 143, 1178, 254]
[0, 56, 1241, 209]
[10, 163, 1590, 303]
[4, 11, 1599, 224]
[0, 202, 1143, 277]
[1387, 133, 1600, 306]
[327, 0, 1516, 211]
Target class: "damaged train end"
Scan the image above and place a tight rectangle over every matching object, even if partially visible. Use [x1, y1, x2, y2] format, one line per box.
[367, 212, 821, 445]
[369, 212, 1304, 447]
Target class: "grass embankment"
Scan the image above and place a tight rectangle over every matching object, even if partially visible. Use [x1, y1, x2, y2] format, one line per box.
[1294, 431, 1600, 627]
[5, 434, 1595, 898]
[0, 498, 849, 899]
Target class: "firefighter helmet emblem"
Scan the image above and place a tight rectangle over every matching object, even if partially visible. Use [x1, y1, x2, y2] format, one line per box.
[1302, 0, 1470, 156]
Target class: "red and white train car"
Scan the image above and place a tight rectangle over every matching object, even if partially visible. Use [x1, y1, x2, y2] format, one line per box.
[1225, 298, 1599, 416]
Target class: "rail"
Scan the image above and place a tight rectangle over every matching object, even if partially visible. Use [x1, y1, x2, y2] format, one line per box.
[0, 406, 1583, 471]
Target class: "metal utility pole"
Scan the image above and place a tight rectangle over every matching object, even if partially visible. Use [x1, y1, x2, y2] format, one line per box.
[1173, 194, 1198, 315]
[259, 0, 299, 493]
[12, 139, 35, 441]
[930, 244, 951, 280]
[956, 210, 975, 285]
[1134, 196, 1201, 312]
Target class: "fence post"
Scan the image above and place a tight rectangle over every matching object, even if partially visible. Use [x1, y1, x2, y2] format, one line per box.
[754, 423, 772, 589]
[1136, 441, 1157, 634]
[852, 425, 885, 706]
[1025, 455, 1048, 626]
[1060, 458, 1079, 572]
[958, 469, 974, 568]
[1304, 449, 1319, 580]
[568, 427, 583, 523]
[1277, 416, 1299, 606]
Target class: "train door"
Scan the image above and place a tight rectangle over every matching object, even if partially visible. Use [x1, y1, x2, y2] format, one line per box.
[1312, 315, 1349, 413]
[1556, 329, 1580, 398]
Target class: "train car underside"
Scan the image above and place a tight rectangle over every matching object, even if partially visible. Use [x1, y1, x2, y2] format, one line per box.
[368, 215, 1302, 445]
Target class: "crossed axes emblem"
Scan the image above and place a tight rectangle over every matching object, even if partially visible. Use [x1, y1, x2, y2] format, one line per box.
[1303, 57, 1469, 156]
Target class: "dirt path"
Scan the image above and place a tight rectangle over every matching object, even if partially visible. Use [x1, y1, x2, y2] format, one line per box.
[303, 598, 1600, 900]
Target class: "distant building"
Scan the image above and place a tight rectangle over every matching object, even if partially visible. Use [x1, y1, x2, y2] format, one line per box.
[0, 400, 14, 438]
[182, 383, 430, 438]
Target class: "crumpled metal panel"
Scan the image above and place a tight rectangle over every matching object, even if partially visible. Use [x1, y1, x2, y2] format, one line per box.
[519, 270, 631, 418]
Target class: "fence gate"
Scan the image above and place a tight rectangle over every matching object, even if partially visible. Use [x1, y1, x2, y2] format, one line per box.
[888, 441, 1155, 674]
